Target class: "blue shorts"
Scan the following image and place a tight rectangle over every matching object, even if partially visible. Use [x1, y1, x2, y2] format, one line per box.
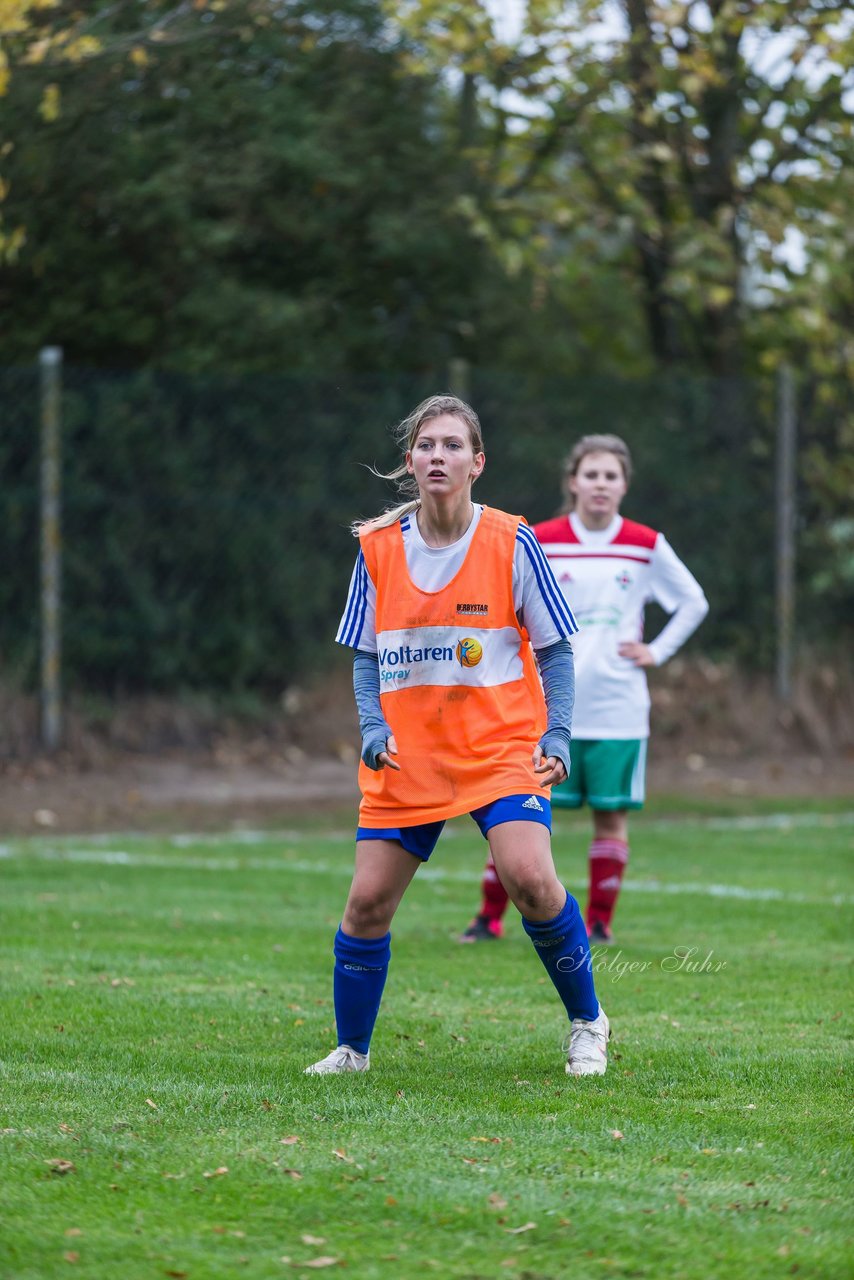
[356, 793, 552, 862]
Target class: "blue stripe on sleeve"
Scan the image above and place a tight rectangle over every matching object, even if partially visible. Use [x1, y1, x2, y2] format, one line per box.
[339, 551, 369, 647]
[516, 524, 579, 636]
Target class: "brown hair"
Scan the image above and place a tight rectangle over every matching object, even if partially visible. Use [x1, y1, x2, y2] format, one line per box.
[352, 394, 485, 535]
[560, 434, 632, 513]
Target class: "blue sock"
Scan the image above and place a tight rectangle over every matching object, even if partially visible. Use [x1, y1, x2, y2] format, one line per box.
[332, 927, 391, 1054]
[522, 892, 599, 1023]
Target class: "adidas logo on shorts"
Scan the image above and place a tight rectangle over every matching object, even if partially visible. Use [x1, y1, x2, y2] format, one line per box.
[522, 795, 544, 812]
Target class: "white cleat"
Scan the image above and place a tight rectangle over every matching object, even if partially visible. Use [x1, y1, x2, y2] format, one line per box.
[304, 1045, 370, 1075]
[565, 1007, 610, 1076]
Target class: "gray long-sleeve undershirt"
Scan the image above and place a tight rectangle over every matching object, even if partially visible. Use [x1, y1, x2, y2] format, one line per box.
[352, 639, 574, 775]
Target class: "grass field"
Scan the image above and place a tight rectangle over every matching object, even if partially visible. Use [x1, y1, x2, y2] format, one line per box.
[1, 799, 851, 1279]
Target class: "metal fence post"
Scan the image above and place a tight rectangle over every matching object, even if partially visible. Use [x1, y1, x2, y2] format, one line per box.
[448, 357, 470, 401]
[40, 346, 63, 751]
[774, 364, 796, 706]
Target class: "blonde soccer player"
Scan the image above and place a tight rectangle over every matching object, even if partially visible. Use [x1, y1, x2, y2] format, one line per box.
[305, 396, 609, 1077]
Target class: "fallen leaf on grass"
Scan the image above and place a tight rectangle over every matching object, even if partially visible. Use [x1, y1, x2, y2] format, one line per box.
[331, 1149, 352, 1163]
[164, 1272, 188, 1278]
[609, 1130, 624, 1141]
[280, 1136, 300, 1146]
[301, 1235, 326, 1246]
[145, 1099, 158, 1110]
[299, 1260, 340, 1270]
[505, 1222, 536, 1235]
[282, 1169, 302, 1180]
[161, 1172, 185, 1180]
[202, 1167, 228, 1178]
[488, 1194, 508, 1210]
[64, 1229, 83, 1238]
[261, 1099, 274, 1111]
[47, 1159, 76, 1175]
[63, 1253, 79, 1264]
[59, 1124, 79, 1139]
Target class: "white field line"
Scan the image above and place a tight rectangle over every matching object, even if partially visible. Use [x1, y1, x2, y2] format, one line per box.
[0, 841, 851, 906]
[3, 808, 853, 856]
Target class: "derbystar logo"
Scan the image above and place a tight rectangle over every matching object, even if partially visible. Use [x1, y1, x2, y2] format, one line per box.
[457, 602, 489, 614]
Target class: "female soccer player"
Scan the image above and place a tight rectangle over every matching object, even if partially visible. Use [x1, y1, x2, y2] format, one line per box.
[305, 396, 609, 1077]
[461, 434, 708, 945]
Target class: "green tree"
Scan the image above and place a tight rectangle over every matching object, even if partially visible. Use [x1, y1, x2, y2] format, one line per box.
[1, 0, 529, 372]
[388, 0, 853, 378]
[0, 1, 211, 259]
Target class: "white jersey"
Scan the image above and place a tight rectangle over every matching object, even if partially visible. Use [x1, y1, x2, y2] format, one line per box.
[337, 504, 578, 653]
[535, 512, 708, 739]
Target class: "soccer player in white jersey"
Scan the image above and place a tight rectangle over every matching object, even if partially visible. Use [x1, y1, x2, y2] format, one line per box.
[462, 433, 708, 945]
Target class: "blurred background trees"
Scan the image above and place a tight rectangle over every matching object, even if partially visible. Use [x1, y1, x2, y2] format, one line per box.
[0, 0, 851, 694]
[2, 0, 850, 381]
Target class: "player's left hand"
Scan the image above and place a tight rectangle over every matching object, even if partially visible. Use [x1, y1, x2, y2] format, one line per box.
[618, 641, 656, 667]
[532, 745, 567, 788]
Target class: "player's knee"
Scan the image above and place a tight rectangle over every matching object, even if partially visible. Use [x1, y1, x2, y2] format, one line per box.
[344, 890, 395, 934]
[512, 870, 561, 917]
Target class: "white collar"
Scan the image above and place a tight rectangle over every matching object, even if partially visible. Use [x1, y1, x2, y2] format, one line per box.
[569, 512, 623, 545]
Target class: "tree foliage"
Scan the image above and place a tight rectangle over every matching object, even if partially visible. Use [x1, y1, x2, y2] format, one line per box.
[387, 0, 853, 378]
[2, 0, 850, 380]
[2, 0, 600, 372]
[1, 1, 209, 257]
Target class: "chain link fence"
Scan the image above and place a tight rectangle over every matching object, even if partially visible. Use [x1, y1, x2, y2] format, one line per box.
[1, 362, 850, 712]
